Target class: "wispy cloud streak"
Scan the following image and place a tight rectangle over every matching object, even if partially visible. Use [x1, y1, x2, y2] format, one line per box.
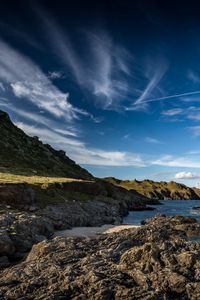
[134, 62, 168, 106]
[34, 6, 133, 110]
[0, 38, 87, 121]
[136, 90, 200, 104]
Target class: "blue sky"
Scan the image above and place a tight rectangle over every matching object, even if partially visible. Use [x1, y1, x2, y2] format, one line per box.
[1, 1, 200, 186]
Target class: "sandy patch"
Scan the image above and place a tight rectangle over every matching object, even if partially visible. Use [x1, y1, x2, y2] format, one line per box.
[55, 224, 140, 238]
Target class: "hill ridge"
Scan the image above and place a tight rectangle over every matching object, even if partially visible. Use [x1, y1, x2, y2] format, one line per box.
[104, 177, 200, 200]
[0, 110, 92, 179]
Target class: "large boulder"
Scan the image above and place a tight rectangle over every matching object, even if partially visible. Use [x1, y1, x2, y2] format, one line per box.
[0, 211, 54, 262]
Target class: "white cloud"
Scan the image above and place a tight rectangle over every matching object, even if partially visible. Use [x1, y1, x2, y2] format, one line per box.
[77, 149, 145, 167]
[0, 38, 90, 121]
[47, 71, 64, 79]
[175, 171, 200, 180]
[161, 108, 183, 116]
[161, 106, 200, 123]
[54, 128, 78, 137]
[0, 103, 79, 138]
[34, 6, 136, 110]
[151, 154, 200, 168]
[187, 113, 200, 121]
[15, 121, 145, 167]
[145, 137, 162, 144]
[15, 122, 83, 147]
[86, 32, 131, 109]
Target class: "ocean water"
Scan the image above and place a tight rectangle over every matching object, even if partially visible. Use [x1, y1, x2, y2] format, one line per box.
[123, 200, 200, 225]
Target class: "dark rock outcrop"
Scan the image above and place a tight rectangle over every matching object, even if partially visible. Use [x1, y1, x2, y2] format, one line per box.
[0, 190, 153, 265]
[0, 211, 54, 265]
[1, 215, 200, 299]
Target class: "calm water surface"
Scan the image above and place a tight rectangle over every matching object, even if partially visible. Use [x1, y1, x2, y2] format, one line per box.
[123, 200, 200, 225]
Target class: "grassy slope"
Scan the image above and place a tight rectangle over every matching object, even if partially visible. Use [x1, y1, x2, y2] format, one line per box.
[104, 177, 200, 200]
[0, 110, 92, 180]
[0, 172, 91, 184]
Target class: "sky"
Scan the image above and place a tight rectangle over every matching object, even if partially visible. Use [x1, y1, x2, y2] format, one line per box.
[2, 0, 200, 186]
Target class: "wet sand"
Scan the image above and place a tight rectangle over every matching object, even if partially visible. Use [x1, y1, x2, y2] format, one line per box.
[55, 224, 140, 238]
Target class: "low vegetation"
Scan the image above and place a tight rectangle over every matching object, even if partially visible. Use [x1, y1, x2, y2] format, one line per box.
[0, 172, 92, 185]
[104, 177, 200, 200]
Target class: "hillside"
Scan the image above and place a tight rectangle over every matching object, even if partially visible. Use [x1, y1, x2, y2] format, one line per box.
[104, 177, 200, 200]
[0, 110, 158, 266]
[0, 110, 92, 179]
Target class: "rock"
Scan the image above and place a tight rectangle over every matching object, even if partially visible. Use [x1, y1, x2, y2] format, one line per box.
[176, 251, 195, 268]
[28, 206, 37, 212]
[0, 256, 10, 267]
[0, 184, 35, 207]
[1, 215, 200, 299]
[168, 273, 187, 293]
[0, 233, 15, 256]
[0, 211, 54, 264]
[187, 282, 200, 299]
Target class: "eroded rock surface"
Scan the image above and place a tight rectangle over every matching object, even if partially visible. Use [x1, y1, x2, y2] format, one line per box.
[1, 215, 200, 299]
[0, 211, 54, 266]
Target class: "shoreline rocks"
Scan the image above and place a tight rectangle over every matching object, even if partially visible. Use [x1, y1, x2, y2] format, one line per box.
[0, 211, 54, 266]
[0, 190, 157, 265]
[0, 178, 159, 265]
[1, 215, 200, 299]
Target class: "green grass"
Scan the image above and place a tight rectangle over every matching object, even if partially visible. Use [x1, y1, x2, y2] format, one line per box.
[0, 172, 92, 185]
[0, 172, 95, 208]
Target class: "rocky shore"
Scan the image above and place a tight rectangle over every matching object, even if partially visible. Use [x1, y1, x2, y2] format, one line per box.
[0, 180, 158, 267]
[1, 215, 200, 299]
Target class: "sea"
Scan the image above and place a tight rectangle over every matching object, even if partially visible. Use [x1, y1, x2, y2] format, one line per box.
[123, 200, 200, 225]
